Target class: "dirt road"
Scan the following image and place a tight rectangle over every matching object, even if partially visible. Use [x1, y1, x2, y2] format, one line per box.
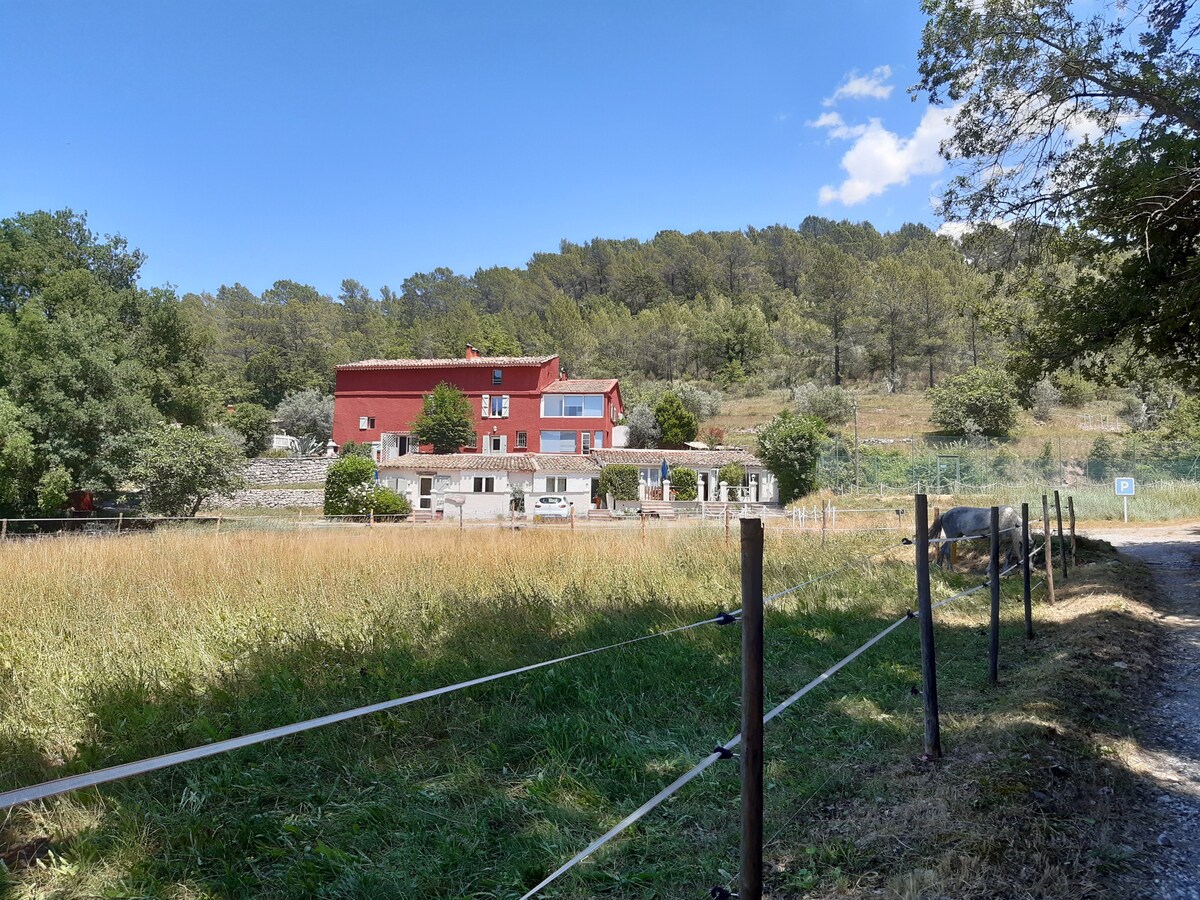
[1086, 523, 1200, 899]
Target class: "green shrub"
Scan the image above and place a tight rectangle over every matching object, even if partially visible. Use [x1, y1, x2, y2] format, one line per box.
[718, 462, 745, 489]
[756, 412, 824, 503]
[338, 440, 373, 458]
[224, 402, 273, 456]
[412, 382, 475, 453]
[667, 467, 697, 501]
[324, 455, 377, 515]
[794, 383, 853, 427]
[1053, 372, 1097, 408]
[928, 367, 1019, 437]
[1030, 378, 1060, 422]
[261, 448, 292, 458]
[599, 464, 640, 501]
[654, 392, 698, 446]
[36, 466, 72, 514]
[133, 426, 248, 516]
[349, 484, 411, 518]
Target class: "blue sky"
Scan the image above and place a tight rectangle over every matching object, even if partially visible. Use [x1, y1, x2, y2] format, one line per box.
[2, 1, 945, 297]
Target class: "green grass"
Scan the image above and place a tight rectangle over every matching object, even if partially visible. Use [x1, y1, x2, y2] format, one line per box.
[0, 528, 1158, 897]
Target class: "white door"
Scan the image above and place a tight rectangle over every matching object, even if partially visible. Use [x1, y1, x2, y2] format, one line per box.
[418, 477, 433, 510]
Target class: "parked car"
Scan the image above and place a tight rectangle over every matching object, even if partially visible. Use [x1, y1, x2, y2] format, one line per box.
[532, 496, 572, 519]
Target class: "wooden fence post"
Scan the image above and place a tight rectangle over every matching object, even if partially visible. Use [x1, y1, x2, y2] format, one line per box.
[1, 519, 6, 541]
[820, 502, 827, 546]
[117, 512, 123, 536]
[369, 508, 375, 528]
[1053, 489, 1067, 581]
[915, 493, 942, 758]
[1041, 495, 1056, 605]
[1068, 496, 1077, 569]
[988, 506, 1001, 686]
[642, 512, 647, 546]
[215, 515, 222, 535]
[1021, 502, 1034, 640]
[569, 505, 575, 532]
[725, 507, 730, 547]
[740, 517, 765, 900]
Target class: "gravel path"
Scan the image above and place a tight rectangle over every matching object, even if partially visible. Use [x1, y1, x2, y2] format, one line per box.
[1087, 524, 1200, 900]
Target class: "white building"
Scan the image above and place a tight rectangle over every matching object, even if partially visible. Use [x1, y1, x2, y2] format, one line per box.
[376, 447, 775, 520]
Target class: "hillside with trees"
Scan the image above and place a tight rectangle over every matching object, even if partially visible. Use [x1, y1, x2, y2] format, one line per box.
[1, 202, 1195, 515]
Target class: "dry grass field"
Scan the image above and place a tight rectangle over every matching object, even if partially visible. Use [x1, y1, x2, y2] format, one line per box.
[0, 525, 1169, 897]
[712, 388, 1129, 457]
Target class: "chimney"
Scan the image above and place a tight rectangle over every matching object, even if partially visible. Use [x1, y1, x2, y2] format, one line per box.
[465, 344, 480, 360]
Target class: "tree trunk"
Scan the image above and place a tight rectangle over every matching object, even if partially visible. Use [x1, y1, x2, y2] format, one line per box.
[834, 342, 842, 385]
[928, 356, 935, 388]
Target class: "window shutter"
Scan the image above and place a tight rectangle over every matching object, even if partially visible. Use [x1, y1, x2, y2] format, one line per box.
[501, 395, 510, 418]
[359, 416, 368, 430]
[481, 394, 490, 418]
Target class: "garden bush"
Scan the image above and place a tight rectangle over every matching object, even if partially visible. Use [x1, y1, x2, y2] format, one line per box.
[793, 383, 853, 427]
[667, 467, 697, 501]
[717, 462, 745, 490]
[928, 367, 1019, 437]
[599, 464, 640, 501]
[324, 455, 377, 515]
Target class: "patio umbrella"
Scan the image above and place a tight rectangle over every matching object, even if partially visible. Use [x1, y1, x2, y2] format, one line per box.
[660, 459, 669, 481]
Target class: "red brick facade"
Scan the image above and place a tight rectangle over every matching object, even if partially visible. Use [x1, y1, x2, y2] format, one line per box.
[332, 349, 623, 457]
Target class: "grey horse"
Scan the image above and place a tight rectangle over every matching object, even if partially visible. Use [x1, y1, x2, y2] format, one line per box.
[929, 506, 1023, 569]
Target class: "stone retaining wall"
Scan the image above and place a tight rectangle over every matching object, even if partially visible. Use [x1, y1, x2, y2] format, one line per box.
[204, 489, 325, 510]
[244, 458, 335, 486]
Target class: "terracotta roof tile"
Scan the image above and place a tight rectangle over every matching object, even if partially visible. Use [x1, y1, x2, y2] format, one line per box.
[379, 454, 540, 471]
[378, 453, 602, 473]
[541, 379, 619, 393]
[590, 448, 765, 468]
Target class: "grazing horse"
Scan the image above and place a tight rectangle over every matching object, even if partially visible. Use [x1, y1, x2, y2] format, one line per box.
[929, 505, 1023, 570]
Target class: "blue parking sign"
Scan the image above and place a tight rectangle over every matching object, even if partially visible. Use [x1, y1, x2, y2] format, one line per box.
[1114, 477, 1136, 496]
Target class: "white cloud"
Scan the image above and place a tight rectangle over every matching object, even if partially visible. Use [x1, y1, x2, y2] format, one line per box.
[823, 66, 894, 107]
[817, 105, 959, 206]
[807, 111, 868, 140]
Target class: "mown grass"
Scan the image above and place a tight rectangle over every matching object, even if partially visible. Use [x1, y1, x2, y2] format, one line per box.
[0, 527, 1159, 897]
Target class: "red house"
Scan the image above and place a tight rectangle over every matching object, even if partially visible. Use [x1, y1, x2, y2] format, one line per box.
[332, 346, 624, 459]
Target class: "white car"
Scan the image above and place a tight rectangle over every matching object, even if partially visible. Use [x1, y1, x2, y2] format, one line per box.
[532, 496, 572, 519]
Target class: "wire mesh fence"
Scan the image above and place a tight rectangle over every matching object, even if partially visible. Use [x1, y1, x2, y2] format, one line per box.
[818, 435, 1200, 493]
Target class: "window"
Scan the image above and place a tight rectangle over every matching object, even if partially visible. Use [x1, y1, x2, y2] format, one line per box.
[358, 416, 375, 430]
[593, 431, 604, 450]
[489, 435, 503, 452]
[540, 430, 576, 453]
[581, 431, 592, 454]
[545, 476, 567, 492]
[492, 368, 503, 385]
[472, 476, 496, 493]
[541, 395, 603, 417]
[490, 395, 508, 417]
[640, 467, 662, 487]
[516, 431, 527, 449]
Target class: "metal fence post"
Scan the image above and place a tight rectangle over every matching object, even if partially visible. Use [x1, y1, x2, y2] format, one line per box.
[1068, 496, 1076, 569]
[1021, 502, 1034, 640]
[1053, 489, 1066, 581]
[988, 506, 1001, 686]
[1041, 495, 1057, 605]
[915, 493, 942, 758]
[740, 517, 765, 900]
[1, 518, 6, 540]
[116, 512, 123, 536]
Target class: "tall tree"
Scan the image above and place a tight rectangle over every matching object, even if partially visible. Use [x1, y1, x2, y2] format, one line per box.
[918, 0, 1200, 382]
